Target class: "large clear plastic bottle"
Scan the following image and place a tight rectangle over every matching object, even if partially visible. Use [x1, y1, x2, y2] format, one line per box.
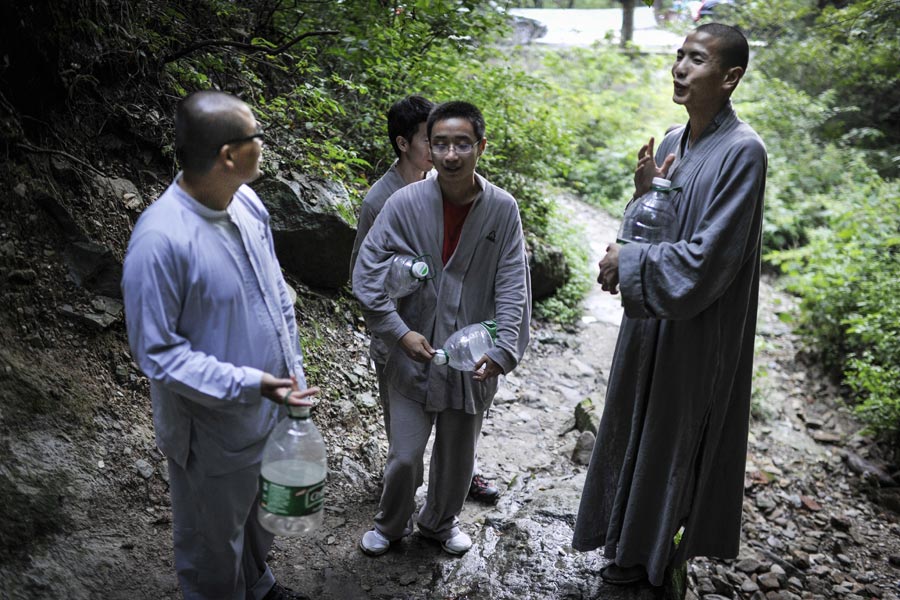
[617, 177, 678, 244]
[384, 254, 431, 299]
[257, 404, 327, 536]
[432, 320, 498, 371]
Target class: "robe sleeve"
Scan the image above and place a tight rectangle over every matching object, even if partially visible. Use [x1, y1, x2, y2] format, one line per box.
[349, 198, 380, 276]
[487, 203, 531, 374]
[268, 224, 307, 388]
[122, 230, 264, 407]
[619, 136, 766, 320]
[351, 203, 412, 344]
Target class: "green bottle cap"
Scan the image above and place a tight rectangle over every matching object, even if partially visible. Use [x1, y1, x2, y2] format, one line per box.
[480, 320, 498, 340]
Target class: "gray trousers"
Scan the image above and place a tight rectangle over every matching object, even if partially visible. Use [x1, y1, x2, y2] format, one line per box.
[168, 458, 276, 600]
[374, 387, 484, 541]
[375, 360, 391, 441]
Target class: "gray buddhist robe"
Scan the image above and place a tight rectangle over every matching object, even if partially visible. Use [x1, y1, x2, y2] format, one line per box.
[352, 173, 531, 414]
[572, 102, 767, 586]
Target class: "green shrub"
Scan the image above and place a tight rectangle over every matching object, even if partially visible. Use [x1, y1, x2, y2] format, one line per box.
[768, 175, 900, 446]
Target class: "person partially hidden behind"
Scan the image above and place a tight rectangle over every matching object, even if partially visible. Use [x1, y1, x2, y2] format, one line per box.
[349, 94, 501, 505]
[122, 90, 318, 600]
[572, 23, 767, 586]
[352, 101, 531, 557]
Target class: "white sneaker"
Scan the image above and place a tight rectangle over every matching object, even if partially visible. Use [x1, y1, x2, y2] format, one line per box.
[359, 529, 391, 556]
[440, 531, 472, 556]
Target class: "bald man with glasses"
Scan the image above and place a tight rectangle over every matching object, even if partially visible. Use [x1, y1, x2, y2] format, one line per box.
[122, 90, 317, 600]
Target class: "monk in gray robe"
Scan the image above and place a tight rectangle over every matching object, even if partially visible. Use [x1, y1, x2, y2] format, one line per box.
[353, 101, 531, 557]
[350, 94, 435, 439]
[573, 24, 767, 587]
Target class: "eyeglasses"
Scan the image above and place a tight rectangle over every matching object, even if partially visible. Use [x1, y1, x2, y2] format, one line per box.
[430, 141, 477, 156]
[222, 131, 265, 146]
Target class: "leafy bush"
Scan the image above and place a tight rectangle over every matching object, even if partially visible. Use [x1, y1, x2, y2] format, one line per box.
[733, 0, 900, 178]
[768, 175, 900, 446]
[536, 46, 683, 210]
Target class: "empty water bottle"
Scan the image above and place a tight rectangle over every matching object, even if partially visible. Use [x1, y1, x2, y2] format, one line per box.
[617, 177, 678, 244]
[432, 320, 498, 371]
[385, 254, 431, 299]
[258, 403, 327, 536]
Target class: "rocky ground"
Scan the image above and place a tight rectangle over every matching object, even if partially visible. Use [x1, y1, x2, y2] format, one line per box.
[1, 190, 898, 599]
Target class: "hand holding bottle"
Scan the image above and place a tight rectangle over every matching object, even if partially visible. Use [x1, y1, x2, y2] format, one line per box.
[597, 243, 621, 295]
[472, 355, 503, 382]
[261, 373, 319, 406]
[399, 330, 436, 363]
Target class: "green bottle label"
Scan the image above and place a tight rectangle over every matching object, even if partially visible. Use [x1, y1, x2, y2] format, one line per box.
[259, 477, 326, 516]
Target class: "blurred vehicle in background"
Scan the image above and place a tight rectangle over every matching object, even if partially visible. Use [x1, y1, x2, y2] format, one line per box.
[692, 0, 736, 21]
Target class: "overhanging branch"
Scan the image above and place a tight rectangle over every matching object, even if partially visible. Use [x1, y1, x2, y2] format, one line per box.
[162, 29, 339, 64]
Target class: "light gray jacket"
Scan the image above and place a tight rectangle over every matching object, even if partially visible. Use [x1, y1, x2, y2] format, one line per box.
[352, 174, 531, 414]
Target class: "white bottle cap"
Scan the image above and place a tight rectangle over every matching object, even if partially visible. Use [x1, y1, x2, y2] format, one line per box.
[432, 350, 448, 365]
[651, 177, 671, 187]
[411, 261, 430, 280]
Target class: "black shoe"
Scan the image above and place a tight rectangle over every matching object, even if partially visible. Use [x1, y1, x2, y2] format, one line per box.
[468, 474, 500, 504]
[263, 582, 310, 600]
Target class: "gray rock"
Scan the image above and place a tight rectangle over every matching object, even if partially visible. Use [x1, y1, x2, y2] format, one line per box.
[842, 451, 897, 487]
[758, 571, 782, 590]
[336, 399, 361, 427]
[63, 240, 123, 298]
[58, 298, 123, 330]
[256, 174, 356, 290]
[756, 493, 777, 511]
[340, 456, 369, 488]
[94, 175, 143, 212]
[736, 558, 762, 573]
[741, 578, 760, 593]
[355, 391, 377, 409]
[528, 238, 568, 301]
[830, 514, 852, 532]
[696, 578, 717, 595]
[494, 383, 518, 405]
[571, 430, 595, 465]
[574, 396, 600, 435]
[134, 459, 154, 479]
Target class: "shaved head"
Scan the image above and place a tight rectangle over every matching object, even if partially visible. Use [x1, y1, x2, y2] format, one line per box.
[175, 91, 252, 174]
[696, 23, 749, 72]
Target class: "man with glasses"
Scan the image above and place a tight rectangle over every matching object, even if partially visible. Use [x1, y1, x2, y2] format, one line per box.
[350, 95, 502, 507]
[353, 101, 531, 557]
[122, 90, 317, 600]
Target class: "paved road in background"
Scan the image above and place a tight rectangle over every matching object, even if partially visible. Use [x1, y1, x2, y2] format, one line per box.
[509, 6, 684, 52]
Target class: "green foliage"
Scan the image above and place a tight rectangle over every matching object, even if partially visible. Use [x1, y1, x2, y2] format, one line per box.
[732, 0, 900, 178]
[535, 47, 682, 210]
[768, 175, 900, 444]
[736, 72, 876, 251]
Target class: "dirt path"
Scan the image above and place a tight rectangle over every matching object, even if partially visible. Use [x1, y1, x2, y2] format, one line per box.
[3, 195, 897, 600]
[267, 194, 900, 599]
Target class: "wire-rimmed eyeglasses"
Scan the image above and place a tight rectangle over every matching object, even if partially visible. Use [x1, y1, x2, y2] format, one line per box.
[430, 141, 478, 156]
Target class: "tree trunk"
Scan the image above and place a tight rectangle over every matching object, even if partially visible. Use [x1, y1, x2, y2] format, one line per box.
[621, 0, 635, 47]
